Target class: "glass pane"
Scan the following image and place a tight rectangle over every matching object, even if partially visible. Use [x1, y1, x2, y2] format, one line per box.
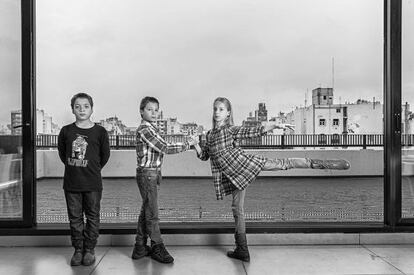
[402, 0, 414, 218]
[0, 0, 22, 219]
[37, 0, 383, 223]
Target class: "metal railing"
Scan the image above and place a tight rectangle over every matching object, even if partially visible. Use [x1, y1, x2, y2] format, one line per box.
[32, 133, 414, 149]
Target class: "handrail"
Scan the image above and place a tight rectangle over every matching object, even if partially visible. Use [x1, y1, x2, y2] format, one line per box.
[29, 133, 414, 149]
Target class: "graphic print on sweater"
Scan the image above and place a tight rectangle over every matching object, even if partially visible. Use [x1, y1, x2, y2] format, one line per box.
[68, 134, 89, 167]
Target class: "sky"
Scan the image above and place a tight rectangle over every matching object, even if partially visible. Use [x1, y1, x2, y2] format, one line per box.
[1, 0, 414, 129]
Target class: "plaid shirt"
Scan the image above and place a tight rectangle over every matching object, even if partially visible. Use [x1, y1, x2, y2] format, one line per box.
[136, 120, 189, 169]
[198, 125, 267, 200]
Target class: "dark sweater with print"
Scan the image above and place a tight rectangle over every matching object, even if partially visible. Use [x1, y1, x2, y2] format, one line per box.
[58, 123, 110, 192]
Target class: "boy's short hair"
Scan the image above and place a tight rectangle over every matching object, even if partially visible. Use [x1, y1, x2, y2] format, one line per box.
[71, 93, 94, 109]
[139, 96, 159, 114]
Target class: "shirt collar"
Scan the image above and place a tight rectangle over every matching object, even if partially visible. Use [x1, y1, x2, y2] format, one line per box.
[141, 120, 159, 132]
[213, 123, 228, 131]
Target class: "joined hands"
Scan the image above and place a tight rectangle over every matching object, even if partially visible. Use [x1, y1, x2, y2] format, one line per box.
[187, 135, 200, 146]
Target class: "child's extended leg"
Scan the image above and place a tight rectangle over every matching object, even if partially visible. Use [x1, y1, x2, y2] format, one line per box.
[227, 189, 250, 262]
[263, 158, 350, 171]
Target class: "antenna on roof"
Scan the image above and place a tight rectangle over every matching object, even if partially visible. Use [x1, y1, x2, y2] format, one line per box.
[305, 88, 308, 107]
[332, 57, 335, 92]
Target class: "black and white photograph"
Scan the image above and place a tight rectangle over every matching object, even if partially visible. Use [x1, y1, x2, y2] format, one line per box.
[1, 0, 414, 274]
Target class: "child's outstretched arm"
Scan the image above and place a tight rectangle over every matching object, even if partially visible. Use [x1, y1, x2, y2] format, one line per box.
[139, 126, 197, 154]
[194, 143, 209, 161]
[230, 123, 294, 140]
[262, 122, 295, 132]
[229, 125, 267, 140]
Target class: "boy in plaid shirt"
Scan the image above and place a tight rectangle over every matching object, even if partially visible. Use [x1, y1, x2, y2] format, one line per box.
[194, 97, 350, 262]
[132, 96, 198, 264]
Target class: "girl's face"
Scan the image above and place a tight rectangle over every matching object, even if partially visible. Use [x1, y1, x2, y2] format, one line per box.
[213, 101, 230, 125]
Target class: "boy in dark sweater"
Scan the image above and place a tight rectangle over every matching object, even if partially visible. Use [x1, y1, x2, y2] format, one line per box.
[58, 93, 110, 266]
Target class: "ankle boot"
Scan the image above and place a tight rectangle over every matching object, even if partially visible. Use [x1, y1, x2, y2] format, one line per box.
[227, 233, 250, 262]
[310, 159, 350, 170]
[82, 248, 96, 266]
[70, 248, 83, 266]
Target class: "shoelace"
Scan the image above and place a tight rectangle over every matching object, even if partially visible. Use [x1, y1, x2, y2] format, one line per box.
[155, 245, 170, 258]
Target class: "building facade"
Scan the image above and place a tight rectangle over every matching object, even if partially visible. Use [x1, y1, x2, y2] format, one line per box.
[289, 87, 383, 135]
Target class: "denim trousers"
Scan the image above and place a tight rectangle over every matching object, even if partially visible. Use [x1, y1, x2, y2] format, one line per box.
[64, 190, 102, 250]
[231, 188, 246, 234]
[262, 158, 312, 170]
[135, 168, 163, 245]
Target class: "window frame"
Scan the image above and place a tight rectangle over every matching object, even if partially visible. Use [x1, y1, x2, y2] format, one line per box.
[0, 0, 410, 234]
[319, 118, 326, 126]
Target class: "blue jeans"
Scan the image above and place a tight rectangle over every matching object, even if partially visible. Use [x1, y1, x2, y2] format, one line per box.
[64, 191, 102, 249]
[135, 168, 163, 245]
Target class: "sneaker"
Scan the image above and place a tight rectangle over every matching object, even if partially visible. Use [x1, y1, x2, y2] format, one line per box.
[70, 249, 83, 266]
[151, 243, 174, 264]
[132, 244, 151, 260]
[310, 159, 350, 170]
[82, 249, 96, 266]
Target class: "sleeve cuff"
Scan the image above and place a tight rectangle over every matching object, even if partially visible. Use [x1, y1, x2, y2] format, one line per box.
[184, 141, 190, 151]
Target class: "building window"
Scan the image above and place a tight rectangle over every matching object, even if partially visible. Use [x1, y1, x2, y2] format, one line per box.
[336, 108, 341, 113]
[333, 119, 339, 126]
[323, 96, 327, 100]
[319, 119, 326, 126]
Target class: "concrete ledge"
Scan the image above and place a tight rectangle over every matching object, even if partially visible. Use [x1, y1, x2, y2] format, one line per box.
[2, 233, 414, 247]
[360, 233, 414, 245]
[37, 149, 386, 178]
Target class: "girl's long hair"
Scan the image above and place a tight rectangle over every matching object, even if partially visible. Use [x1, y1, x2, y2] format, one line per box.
[212, 97, 234, 129]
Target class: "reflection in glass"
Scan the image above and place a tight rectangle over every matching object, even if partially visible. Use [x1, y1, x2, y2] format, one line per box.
[401, 0, 414, 218]
[0, 0, 22, 219]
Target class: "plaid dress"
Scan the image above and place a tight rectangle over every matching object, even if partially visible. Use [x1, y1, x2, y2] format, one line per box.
[198, 125, 267, 200]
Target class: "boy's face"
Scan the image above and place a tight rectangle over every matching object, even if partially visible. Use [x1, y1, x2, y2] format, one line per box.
[72, 97, 93, 122]
[141, 102, 159, 123]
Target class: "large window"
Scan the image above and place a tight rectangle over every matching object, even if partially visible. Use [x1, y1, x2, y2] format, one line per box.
[35, 0, 384, 225]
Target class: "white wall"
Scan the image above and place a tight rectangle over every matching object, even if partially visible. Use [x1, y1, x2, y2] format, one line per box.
[36, 149, 386, 178]
[346, 103, 383, 134]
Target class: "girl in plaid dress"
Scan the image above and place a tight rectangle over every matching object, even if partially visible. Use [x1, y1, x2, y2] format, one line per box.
[194, 97, 350, 262]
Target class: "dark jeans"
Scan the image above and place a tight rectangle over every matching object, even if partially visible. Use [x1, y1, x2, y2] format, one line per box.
[64, 190, 102, 250]
[135, 168, 163, 245]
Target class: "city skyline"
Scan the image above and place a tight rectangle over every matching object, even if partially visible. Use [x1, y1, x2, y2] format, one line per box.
[3, 94, 413, 136]
[2, 0, 414, 129]
[2, 95, 400, 132]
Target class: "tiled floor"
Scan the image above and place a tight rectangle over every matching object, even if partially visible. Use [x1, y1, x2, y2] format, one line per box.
[0, 245, 414, 275]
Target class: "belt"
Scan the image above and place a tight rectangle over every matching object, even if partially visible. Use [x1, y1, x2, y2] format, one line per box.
[137, 167, 161, 171]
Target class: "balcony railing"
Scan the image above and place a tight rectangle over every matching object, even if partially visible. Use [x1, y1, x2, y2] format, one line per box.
[30, 133, 414, 149]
